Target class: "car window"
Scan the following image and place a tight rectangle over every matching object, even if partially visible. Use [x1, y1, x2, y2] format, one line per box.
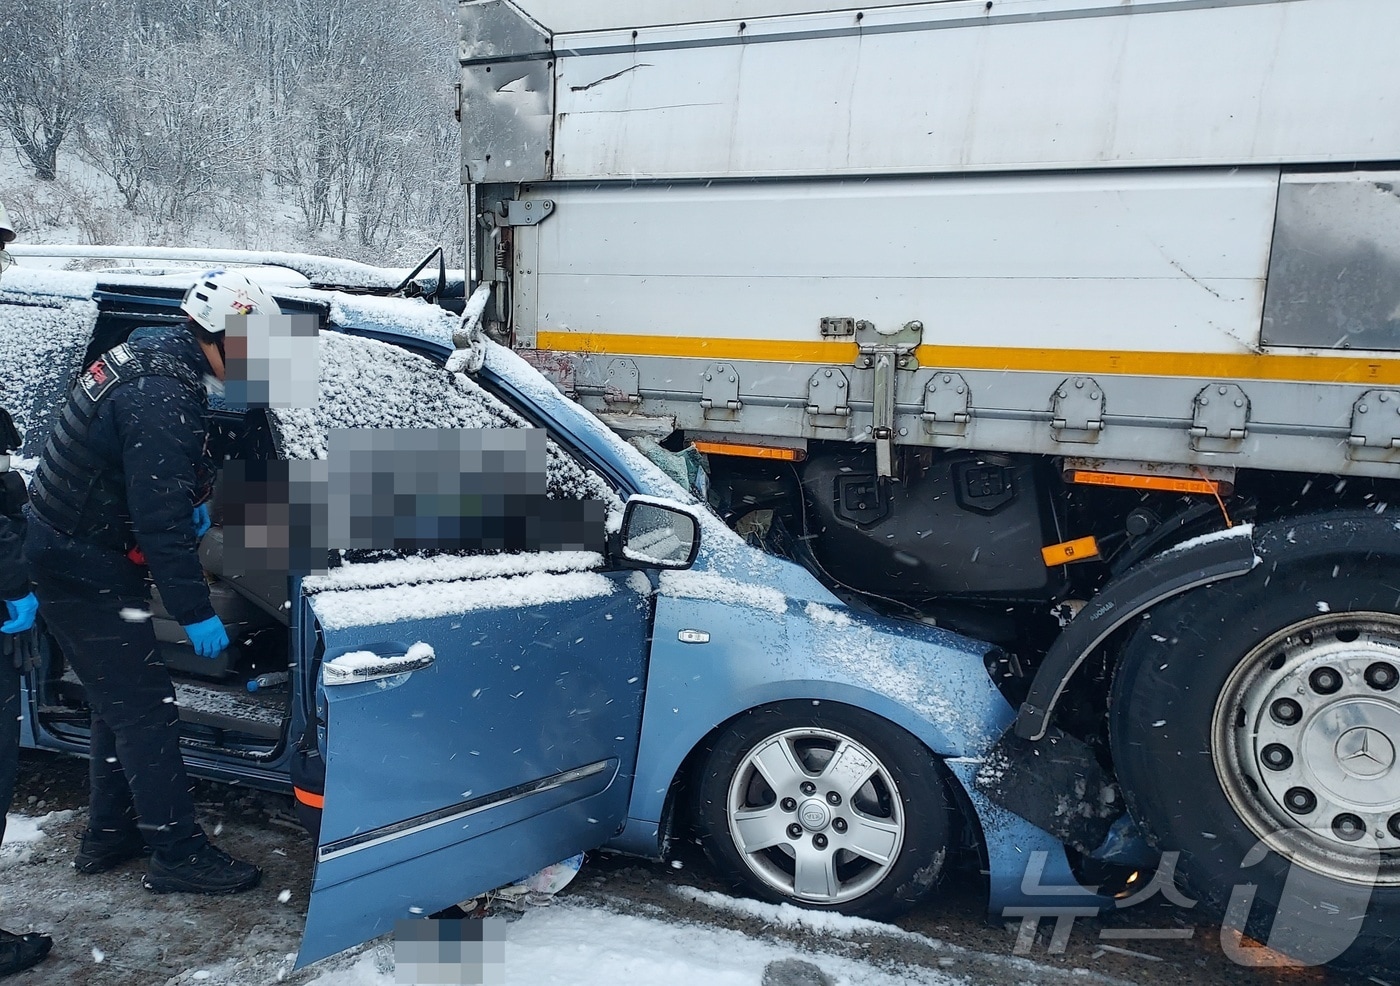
[269, 329, 621, 509]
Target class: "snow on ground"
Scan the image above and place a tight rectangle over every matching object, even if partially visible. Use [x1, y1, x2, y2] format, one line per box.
[0, 750, 1312, 986]
[4, 803, 972, 986]
[303, 902, 968, 986]
[2, 811, 75, 857]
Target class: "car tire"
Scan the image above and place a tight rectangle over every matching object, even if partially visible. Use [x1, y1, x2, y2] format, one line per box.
[1110, 512, 1400, 969]
[694, 701, 951, 921]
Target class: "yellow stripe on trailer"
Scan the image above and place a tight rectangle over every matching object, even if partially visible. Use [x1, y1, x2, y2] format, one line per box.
[535, 332, 1400, 386]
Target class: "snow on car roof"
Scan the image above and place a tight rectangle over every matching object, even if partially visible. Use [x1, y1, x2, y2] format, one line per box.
[0, 266, 100, 300]
[0, 270, 100, 454]
[327, 291, 459, 348]
[271, 330, 526, 460]
[273, 330, 623, 591]
[272, 330, 615, 499]
[8, 244, 431, 290]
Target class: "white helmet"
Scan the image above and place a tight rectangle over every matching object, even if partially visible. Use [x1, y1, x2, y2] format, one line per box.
[0, 201, 15, 245]
[180, 270, 279, 334]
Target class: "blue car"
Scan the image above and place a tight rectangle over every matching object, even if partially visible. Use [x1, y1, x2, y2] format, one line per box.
[0, 257, 1092, 967]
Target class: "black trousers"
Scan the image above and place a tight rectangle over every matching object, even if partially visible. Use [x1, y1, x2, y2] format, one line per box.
[24, 525, 206, 860]
[0, 664, 17, 845]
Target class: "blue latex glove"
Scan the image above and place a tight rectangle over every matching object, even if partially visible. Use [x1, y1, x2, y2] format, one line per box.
[183, 615, 229, 659]
[2, 592, 38, 634]
[192, 503, 212, 539]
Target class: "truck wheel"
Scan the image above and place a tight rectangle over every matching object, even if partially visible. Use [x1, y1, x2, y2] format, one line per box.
[1111, 513, 1400, 968]
[694, 702, 950, 921]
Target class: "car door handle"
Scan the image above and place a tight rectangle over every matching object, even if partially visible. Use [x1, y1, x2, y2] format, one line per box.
[323, 647, 437, 685]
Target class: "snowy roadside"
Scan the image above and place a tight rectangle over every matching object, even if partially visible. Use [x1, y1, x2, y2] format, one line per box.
[0, 800, 996, 986]
[0, 755, 1361, 986]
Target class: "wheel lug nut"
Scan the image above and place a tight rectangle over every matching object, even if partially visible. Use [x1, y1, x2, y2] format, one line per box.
[780, 798, 797, 812]
[1332, 813, 1366, 842]
[1365, 662, 1399, 692]
[1309, 666, 1343, 695]
[1270, 698, 1303, 726]
[813, 833, 828, 849]
[1284, 787, 1317, 815]
[1261, 743, 1293, 771]
[833, 817, 847, 833]
[1388, 814, 1400, 840]
[826, 791, 841, 806]
[787, 823, 803, 839]
[800, 781, 816, 796]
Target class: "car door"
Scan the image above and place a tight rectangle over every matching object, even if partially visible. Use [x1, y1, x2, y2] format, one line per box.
[296, 563, 651, 966]
[289, 330, 653, 966]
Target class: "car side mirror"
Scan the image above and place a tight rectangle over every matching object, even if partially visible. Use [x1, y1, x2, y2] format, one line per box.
[619, 495, 700, 570]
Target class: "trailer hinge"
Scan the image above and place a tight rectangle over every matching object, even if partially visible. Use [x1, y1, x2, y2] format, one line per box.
[605, 357, 641, 404]
[921, 371, 971, 437]
[806, 367, 851, 428]
[1190, 383, 1249, 452]
[699, 363, 742, 420]
[855, 320, 923, 477]
[489, 198, 555, 227]
[1050, 377, 1105, 444]
[1347, 389, 1400, 462]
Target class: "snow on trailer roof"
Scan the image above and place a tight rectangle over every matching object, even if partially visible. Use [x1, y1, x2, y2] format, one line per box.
[7, 244, 457, 291]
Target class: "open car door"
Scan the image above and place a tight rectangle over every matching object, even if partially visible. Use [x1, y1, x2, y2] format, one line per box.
[295, 561, 651, 967]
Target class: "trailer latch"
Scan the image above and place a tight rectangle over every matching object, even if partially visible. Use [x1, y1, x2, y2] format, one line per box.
[855, 320, 923, 477]
[489, 198, 556, 227]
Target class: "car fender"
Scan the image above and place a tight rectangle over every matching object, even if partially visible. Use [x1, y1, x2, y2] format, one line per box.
[617, 588, 1014, 850]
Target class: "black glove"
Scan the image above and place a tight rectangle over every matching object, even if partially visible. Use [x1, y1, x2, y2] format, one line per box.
[2, 629, 39, 674]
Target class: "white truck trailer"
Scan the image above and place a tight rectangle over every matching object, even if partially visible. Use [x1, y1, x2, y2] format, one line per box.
[458, 0, 1400, 965]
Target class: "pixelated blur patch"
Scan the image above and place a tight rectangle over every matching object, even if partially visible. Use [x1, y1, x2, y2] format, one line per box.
[219, 458, 329, 576]
[394, 918, 506, 986]
[222, 312, 321, 409]
[327, 428, 607, 552]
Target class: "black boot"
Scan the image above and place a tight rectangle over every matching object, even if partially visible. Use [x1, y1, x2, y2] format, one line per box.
[74, 828, 150, 874]
[143, 844, 261, 895]
[0, 929, 52, 978]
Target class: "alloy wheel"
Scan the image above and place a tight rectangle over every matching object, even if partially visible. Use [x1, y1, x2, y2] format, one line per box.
[724, 727, 906, 904]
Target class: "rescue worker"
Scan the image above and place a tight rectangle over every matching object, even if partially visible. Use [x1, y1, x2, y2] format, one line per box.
[0, 201, 54, 977]
[22, 270, 272, 895]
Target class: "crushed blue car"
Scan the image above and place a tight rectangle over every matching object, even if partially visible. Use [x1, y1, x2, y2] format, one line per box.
[0, 255, 1101, 967]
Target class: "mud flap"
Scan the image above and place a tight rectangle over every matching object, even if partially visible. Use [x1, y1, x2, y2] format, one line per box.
[975, 728, 1119, 855]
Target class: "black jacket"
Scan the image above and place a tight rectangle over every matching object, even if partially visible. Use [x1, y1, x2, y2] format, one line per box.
[0, 470, 26, 602]
[26, 328, 216, 625]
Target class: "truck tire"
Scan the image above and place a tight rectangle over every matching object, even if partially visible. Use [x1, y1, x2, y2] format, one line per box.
[1111, 512, 1400, 969]
[694, 702, 950, 921]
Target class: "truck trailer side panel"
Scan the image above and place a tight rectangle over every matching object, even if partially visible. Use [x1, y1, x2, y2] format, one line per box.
[542, 0, 1400, 180]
